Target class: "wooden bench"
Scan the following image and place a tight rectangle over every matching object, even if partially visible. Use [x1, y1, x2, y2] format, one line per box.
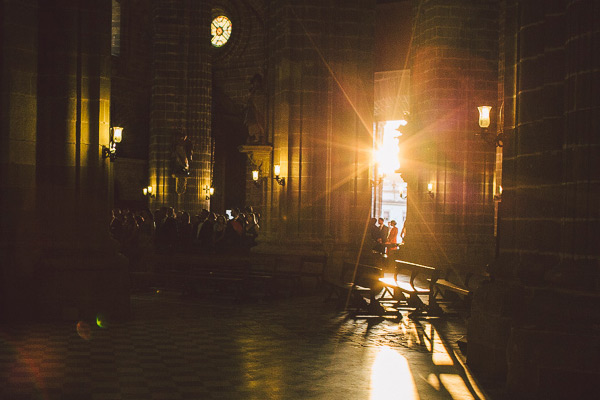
[247, 252, 328, 295]
[377, 259, 438, 316]
[429, 264, 490, 313]
[323, 261, 399, 316]
[142, 253, 276, 300]
[324, 261, 379, 294]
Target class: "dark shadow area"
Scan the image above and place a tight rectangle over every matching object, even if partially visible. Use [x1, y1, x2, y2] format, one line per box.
[211, 83, 247, 213]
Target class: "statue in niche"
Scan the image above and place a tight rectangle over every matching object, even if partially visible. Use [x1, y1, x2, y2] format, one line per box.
[172, 131, 193, 177]
[244, 73, 267, 144]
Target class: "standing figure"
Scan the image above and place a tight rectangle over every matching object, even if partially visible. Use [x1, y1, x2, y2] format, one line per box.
[244, 73, 266, 144]
[385, 220, 399, 253]
[376, 217, 389, 254]
[173, 132, 193, 177]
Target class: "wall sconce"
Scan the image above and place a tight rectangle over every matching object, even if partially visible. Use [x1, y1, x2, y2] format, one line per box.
[476, 106, 504, 147]
[273, 164, 286, 186]
[103, 126, 123, 161]
[427, 182, 435, 198]
[204, 185, 214, 200]
[142, 185, 155, 198]
[252, 169, 266, 187]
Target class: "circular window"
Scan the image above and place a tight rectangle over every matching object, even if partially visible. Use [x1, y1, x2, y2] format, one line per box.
[211, 15, 232, 47]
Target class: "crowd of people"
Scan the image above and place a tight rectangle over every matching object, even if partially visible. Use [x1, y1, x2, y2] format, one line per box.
[109, 206, 261, 264]
[369, 217, 404, 254]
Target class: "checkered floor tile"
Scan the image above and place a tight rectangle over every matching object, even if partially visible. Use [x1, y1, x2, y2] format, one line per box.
[1, 291, 483, 399]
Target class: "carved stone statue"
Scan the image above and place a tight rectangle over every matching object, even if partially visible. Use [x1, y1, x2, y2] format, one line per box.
[244, 73, 266, 144]
[173, 132, 193, 177]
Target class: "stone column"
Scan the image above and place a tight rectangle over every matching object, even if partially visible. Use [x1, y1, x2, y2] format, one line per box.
[149, 0, 212, 213]
[1, 0, 129, 321]
[468, 1, 600, 397]
[406, 0, 498, 267]
[259, 0, 374, 269]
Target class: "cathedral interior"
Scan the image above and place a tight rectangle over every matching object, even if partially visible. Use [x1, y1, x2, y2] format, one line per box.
[1, 0, 599, 398]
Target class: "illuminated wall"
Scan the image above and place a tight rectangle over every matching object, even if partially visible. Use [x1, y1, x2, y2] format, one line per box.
[148, 0, 213, 212]
[258, 0, 374, 258]
[0, 0, 129, 321]
[404, 0, 498, 266]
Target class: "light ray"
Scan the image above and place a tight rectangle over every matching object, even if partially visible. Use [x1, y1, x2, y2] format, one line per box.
[290, 8, 373, 137]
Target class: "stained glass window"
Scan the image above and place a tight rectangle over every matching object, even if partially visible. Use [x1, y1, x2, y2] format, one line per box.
[211, 16, 232, 47]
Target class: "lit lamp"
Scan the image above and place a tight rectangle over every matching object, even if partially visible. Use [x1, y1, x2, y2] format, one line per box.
[427, 182, 434, 198]
[112, 126, 123, 144]
[252, 169, 263, 187]
[478, 106, 491, 128]
[143, 185, 155, 198]
[476, 106, 504, 147]
[274, 164, 285, 186]
[204, 185, 214, 200]
[103, 126, 123, 161]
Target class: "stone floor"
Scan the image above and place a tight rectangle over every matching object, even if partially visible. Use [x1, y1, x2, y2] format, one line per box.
[0, 283, 494, 400]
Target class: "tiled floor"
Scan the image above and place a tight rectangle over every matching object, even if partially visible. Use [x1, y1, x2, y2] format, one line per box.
[1, 288, 488, 400]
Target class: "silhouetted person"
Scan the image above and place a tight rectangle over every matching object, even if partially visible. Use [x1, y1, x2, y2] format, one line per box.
[375, 217, 388, 254]
[385, 220, 399, 253]
[161, 207, 178, 254]
[178, 211, 194, 252]
[109, 208, 124, 241]
[198, 212, 216, 252]
[213, 214, 227, 253]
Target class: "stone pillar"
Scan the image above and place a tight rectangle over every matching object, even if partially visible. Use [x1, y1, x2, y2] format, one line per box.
[259, 0, 374, 267]
[406, 0, 498, 266]
[149, 0, 212, 213]
[468, 0, 600, 397]
[0, 0, 129, 321]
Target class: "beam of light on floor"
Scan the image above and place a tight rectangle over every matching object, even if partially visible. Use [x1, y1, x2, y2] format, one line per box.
[440, 374, 476, 400]
[370, 346, 419, 400]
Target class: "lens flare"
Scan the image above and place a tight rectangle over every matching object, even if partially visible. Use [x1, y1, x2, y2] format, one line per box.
[96, 314, 108, 328]
[76, 321, 92, 340]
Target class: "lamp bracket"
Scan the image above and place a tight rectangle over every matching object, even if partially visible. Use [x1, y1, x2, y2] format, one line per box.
[102, 142, 117, 161]
[477, 128, 505, 147]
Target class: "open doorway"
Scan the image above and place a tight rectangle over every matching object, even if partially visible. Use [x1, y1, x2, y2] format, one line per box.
[372, 120, 407, 243]
[373, 70, 410, 243]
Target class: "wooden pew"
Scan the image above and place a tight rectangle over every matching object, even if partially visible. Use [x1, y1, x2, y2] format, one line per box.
[323, 261, 383, 306]
[247, 252, 328, 295]
[377, 259, 438, 316]
[144, 253, 276, 300]
[429, 264, 490, 314]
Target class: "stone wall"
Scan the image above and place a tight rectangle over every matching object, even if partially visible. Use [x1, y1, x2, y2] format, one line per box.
[148, 0, 213, 212]
[468, 0, 600, 397]
[1, 0, 129, 322]
[405, 0, 498, 267]
[110, 0, 152, 161]
[261, 0, 374, 257]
